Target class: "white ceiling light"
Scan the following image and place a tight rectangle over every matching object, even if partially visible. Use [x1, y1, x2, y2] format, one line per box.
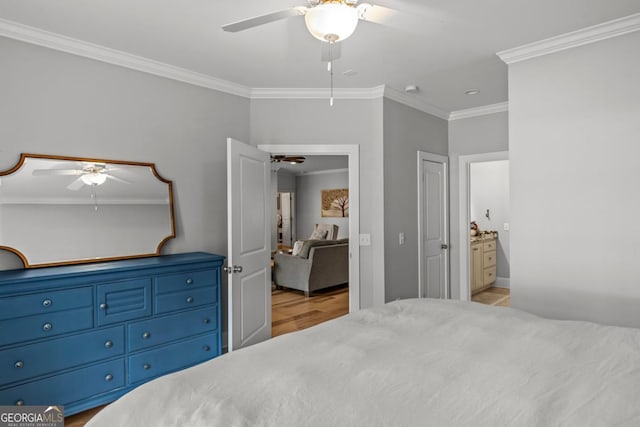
[304, 1, 360, 43]
[465, 89, 480, 95]
[81, 172, 107, 186]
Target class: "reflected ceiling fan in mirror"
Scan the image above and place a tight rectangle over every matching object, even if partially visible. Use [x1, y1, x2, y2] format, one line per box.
[33, 162, 131, 191]
[223, 0, 397, 105]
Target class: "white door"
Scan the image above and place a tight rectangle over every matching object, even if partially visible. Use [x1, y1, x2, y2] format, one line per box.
[227, 138, 271, 351]
[418, 152, 449, 299]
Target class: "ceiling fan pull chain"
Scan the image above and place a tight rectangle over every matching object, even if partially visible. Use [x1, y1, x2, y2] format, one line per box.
[329, 40, 334, 106]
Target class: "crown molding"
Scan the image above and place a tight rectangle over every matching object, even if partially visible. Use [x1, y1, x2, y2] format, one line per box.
[449, 102, 509, 120]
[296, 168, 349, 176]
[382, 87, 450, 120]
[251, 86, 385, 100]
[498, 13, 640, 64]
[0, 18, 252, 98]
[0, 19, 456, 118]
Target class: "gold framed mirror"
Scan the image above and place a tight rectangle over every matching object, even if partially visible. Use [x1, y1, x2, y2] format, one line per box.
[0, 153, 176, 268]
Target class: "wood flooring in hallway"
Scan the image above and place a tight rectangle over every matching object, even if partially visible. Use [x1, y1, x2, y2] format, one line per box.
[472, 286, 510, 307]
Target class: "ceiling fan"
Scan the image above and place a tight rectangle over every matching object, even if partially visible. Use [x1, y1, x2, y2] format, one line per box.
[32, 162, 131, 190]
[222, 0, 394, 43]
[271, 155, 306, 165]
[223, 1, 397, 105]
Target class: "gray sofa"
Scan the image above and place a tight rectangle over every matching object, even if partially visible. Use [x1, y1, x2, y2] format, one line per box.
[273, 239, 348, 296]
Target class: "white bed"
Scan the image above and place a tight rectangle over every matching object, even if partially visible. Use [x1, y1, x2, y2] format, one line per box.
[87, 299, 640, 426]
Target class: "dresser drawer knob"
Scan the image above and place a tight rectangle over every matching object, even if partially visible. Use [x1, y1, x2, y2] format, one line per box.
[203, 345, 211, 352]
[203, 318, 210, 324]
[186, 278, 194, 285]
[42, 299, 52, 307]
[104, 340, 113, 348]
[105, 374, 113, 382]
[15, 360, 24, 369]
[42, 323, 52, 331]
[142, 332, 151, 339]
[186, 296, 194, 304]
[16, 399, 24, 406]
[143, 363, 151, 370]
[99, 303, 108, 310]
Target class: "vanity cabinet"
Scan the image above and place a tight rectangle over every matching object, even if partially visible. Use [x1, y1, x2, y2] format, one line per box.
[470, 236, 497, 294]
[0, 252, 224, 416]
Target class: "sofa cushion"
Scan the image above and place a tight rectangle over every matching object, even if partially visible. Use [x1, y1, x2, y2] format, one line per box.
[309, 229, 328, 240]
[294, 239, 344, 259]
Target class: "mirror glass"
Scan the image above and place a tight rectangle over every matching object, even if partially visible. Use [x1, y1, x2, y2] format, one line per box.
[0, 154, 175, 267]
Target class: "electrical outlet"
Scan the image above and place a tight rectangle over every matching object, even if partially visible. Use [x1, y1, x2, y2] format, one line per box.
[503, 222, 510, 231]
[399, 232, 405, 245]
[359, 234, 371, 246]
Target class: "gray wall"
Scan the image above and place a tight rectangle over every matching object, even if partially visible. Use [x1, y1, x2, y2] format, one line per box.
[469, 160, 510, 281]
[508, 31, 640, 327]
[0, 36, 250, 338]
[296, 170, 349, 240]
[250, 98, 385, 308]
[382, 99, 448, 302]
[448, 111, 509, 298]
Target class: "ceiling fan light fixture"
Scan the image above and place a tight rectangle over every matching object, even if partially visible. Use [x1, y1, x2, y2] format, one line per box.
[81, 172, 107, 186]
[304, 1, 359, 42]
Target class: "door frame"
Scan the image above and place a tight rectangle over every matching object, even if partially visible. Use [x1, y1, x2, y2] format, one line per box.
[458, 151, 508, 301]
[417, 151, 449, 299]
[259, 144, 360, 313]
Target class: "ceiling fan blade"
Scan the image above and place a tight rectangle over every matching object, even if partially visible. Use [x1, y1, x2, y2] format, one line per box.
[321, 42, 341, 62]
[33, 169, 83, 176]
[105, 174, 131, 185]
[357, 3, 398, 25]
[67, 177, 85, 191]
[222, 7, 307, 32]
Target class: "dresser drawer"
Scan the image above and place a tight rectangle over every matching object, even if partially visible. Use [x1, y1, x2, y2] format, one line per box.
[96, 279, 152, 326]
[483, 251, 496, 268]
[0, 326, 124, 386]
[0, 287, 92, 321]
[483, 240, 496, 252]
[155, 269, 218, 294]
[128, 306, 217, 352]
[483, 266, 497, 286]
[155, 287, 217, 314]
[0, 359, 124, 407]
[0, 308, 93, 347]
[128, 333, 218, 385]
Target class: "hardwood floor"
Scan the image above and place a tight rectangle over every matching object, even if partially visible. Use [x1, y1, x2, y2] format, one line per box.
[65, 285, 349, 426]
[64, 404, 106, 427]
[272, 285, 349, 337]
[472, 286, 510, 307]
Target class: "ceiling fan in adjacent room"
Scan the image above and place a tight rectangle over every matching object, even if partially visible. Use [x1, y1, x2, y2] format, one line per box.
[271, 155, 306, 165]
[32, 162, 131, 190]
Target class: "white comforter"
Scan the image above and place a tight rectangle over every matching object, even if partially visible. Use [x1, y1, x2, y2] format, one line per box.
[87, 299, 640, 427]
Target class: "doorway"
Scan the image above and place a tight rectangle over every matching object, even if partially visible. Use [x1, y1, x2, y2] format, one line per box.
[458, 151, 510, 302]
[259, 144, 360, 315]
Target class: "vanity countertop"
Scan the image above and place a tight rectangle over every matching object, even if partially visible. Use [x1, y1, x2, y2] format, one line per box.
[470, 231, 498, 243]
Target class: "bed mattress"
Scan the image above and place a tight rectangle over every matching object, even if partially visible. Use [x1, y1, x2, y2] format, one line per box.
[87, 299, 640, 426]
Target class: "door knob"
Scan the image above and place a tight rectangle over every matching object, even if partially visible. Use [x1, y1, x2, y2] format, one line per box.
[441, 244, 448, 250]
[223, 265, 243, 274]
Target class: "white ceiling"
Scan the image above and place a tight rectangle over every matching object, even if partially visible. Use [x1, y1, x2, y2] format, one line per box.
[1, 0, 639, 114]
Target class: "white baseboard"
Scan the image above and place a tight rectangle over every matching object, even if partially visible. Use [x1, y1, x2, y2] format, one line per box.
[494, 277, 510, 289]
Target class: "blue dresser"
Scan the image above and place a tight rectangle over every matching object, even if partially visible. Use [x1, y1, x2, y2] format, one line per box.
[0, 252, 224, 416]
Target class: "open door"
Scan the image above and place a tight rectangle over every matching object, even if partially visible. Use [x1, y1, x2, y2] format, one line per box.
[227, 138, 271, 351]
